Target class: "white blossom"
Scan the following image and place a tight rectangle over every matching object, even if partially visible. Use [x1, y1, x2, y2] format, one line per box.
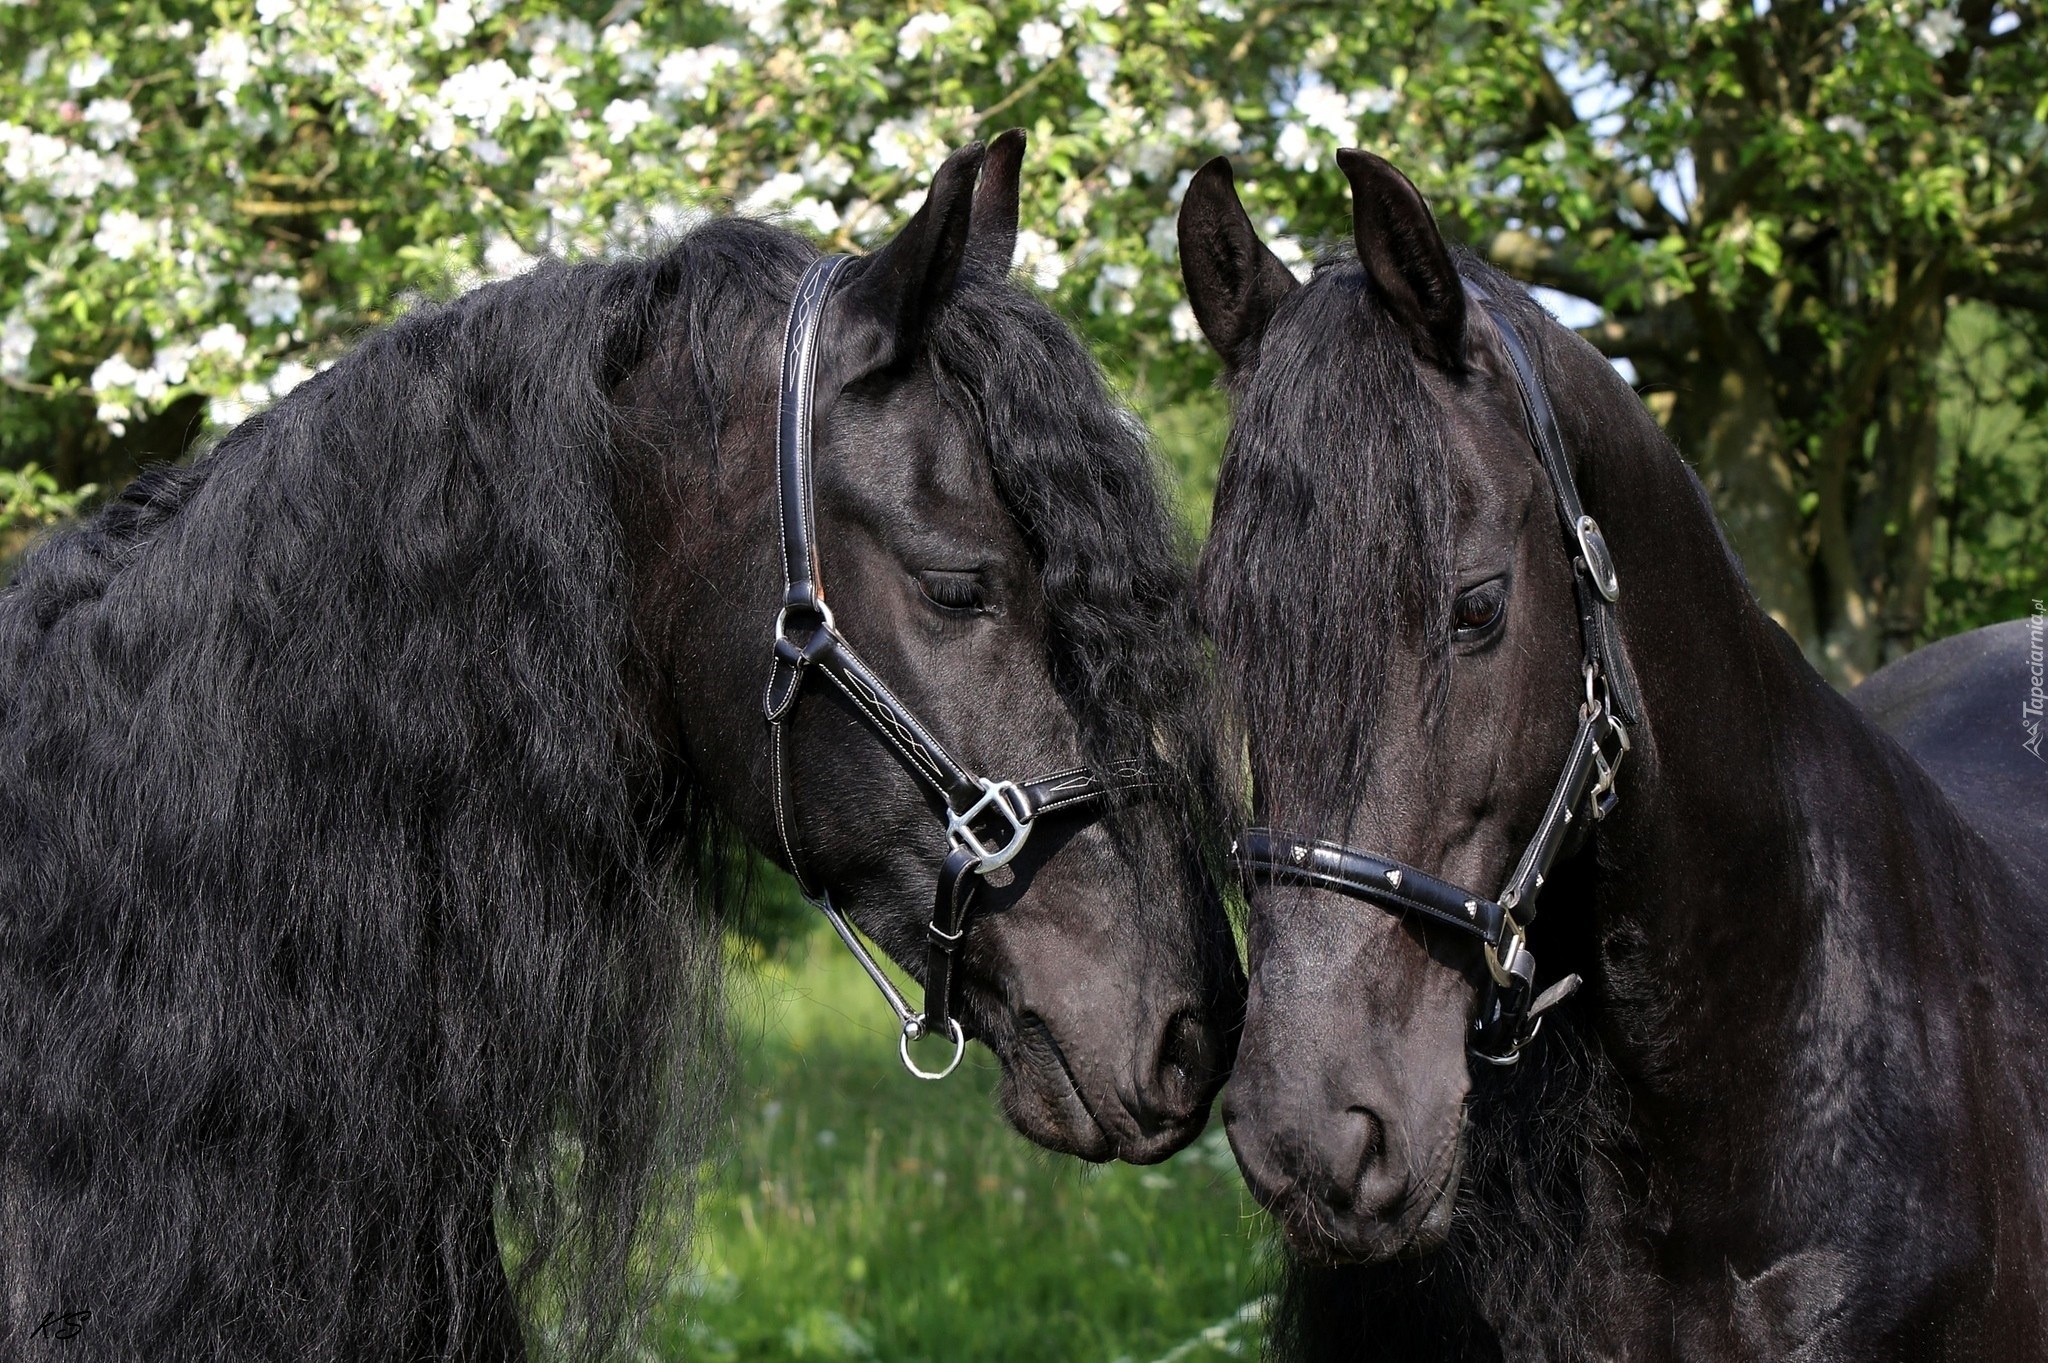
[1012, 229, 1067, 289]
[256, 0, 295, 23]
[1169, 299, 1202, 344]
[359, 50, 415, 111]
[93, 209, 156, 260]
[897, 12, 954, 62]
[244, 272, 302, 327]
[0, 314, 34, 379]
[1146, 213, 1178, 261]
[82, 98, 139, 149]
[1018, 20, 1064, 69]
[152, 342, 194, 385]
[654, 45, 740, 103]
[1202, 98, 1243, 152]
[1914, 7, 1963, 56]
[868, 112, 945, 174]
[740, 170, 805, 214]
[195, 31, 257, 106]
[1824, 114, 1868, 139]
[197, 322, 249, 359]
[1695, 0, 1728, 20]
[91, 352, 140, 393]
[1268, 234, 1313, 282]
[22, 203, 56, 235]
[67, 53, 112, 90]
[1076, 44, 1119, 107]
[1090, 261, 1142, 316]
[430, 0, 477, 49]
[1275, 121, 1315, 170]
[714, 0, 784, 39]
[268, 360, 314, 397]
[800, 144, 854, 194]
[786, 197, 842, 235]
[1196, 0, 1244, 18]
[602, 97, 654, 143]
[675, 124, 717, 173]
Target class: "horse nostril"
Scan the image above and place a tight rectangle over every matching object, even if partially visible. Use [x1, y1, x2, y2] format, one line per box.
[1324, 1106, 1388, 1213]
[1146, 1008, 1212, 1120]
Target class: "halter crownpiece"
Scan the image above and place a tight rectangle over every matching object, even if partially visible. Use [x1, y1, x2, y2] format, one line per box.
[762, 254, 1149, 1080]
[1233, 273, 1641, 1065]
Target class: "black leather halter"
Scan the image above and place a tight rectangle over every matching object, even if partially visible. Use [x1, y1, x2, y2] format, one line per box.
[1233, 274, 1642, 1065]
[762, 254, 1138, 1079]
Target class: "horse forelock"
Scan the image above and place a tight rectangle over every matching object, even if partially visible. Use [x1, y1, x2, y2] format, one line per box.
[1196, 252, 1458, 833]
[929, 273, 1221, 843]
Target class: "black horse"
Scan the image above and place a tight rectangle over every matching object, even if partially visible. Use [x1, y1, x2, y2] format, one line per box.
[1181, 150, 2047, 1358]
[1, 135, 1241, 1361]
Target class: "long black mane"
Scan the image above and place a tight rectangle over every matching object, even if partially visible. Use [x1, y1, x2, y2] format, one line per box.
[1, 214, 1209, 1359]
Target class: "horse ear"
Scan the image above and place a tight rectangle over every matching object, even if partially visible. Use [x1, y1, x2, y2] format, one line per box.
[965, 128, 1025, 279]
[1336, 148, 1467, 368]
[1177, 156, 1300, 374]
[830, 140, 987, 383]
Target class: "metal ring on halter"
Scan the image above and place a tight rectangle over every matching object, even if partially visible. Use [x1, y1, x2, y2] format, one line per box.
[1472, 1015, 1543, 1067]
[774, 598, 836, 644]
[899, 1014, 967, 1080]
[945, 777, 1034, 871]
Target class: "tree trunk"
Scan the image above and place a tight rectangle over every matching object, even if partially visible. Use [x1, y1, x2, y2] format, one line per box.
[1667, 321, 1822, 657]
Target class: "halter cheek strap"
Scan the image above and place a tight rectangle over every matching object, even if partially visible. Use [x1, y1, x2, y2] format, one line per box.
[1233, 274, 1641, 1065]
[762, 254, 1147, 1079]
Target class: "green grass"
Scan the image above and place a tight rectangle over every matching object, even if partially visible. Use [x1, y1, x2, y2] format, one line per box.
[646, 928, 1272, 1362]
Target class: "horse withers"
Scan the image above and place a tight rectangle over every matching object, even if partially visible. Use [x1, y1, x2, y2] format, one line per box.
[0, 134, 1241, 1361]
[1182, 149, 2047, 1359]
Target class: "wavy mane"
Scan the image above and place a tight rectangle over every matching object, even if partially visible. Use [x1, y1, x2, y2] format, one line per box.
[1, 212, 1213, 1360]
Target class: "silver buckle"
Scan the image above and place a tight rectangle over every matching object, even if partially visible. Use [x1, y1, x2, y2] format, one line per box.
[1576, 515, 1620, 602]
[946, 777, 1034, 871]
[1483, 921, 1532, 989]
[1589, 711, 1631, 819]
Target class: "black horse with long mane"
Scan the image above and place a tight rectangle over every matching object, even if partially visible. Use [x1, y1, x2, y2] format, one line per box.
[1, 135, 1241, 1360]
[1181, 151, 2046, 1358]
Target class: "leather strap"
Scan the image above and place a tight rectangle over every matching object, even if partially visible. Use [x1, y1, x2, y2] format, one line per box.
[758, 254, 1151, 1074]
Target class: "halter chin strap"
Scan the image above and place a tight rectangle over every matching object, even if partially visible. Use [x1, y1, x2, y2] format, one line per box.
[762, 254, 1143, 1079]
[1233, 273, 1641, 1065]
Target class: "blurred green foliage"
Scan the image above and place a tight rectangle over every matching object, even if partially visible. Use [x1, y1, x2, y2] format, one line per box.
[656, 925, 1268, 1362]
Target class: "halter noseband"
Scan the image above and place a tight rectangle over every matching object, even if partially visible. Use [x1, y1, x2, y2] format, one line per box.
[763, 254, 1142, 1080]
[1232, 274, 1642, 1065]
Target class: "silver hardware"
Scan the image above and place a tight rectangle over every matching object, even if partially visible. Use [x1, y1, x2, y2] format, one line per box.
[900, 1014, 967, 1081]
[773, 598, 837, 645]
[945, 777, 1034, 871]
[1484, 922, 1532, 989]
[1385, 868, 1403, 889]
[1464, 899, 1479, 920]
[1291, 845, 1308, 865]
[1473, 1015, 1541, 1066]
[815, 891, 969, 1080]
[1576, 515, 1619, 602]
[1588, 712, 1632, 820]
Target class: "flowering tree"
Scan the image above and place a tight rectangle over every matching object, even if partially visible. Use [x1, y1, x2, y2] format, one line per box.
[3, 0, 2042, 673]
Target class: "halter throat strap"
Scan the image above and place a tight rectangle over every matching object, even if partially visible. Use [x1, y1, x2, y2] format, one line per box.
[1235, 273, 1639, 1065]
[760, 254, 1141, 1078]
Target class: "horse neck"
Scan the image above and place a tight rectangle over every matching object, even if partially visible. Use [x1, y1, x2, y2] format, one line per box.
[1559, 362, 2040, 1214]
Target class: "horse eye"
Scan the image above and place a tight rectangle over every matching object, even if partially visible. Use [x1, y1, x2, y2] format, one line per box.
[917, 571, 988, 614]
[1453, 582, 1506, 636]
